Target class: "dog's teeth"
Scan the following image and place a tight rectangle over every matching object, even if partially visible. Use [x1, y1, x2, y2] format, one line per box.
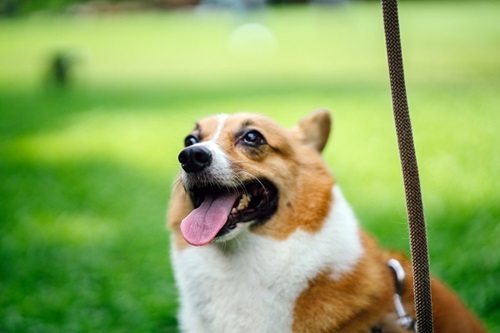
[236, 194, 251, 211]
[231, 208, 237, 214]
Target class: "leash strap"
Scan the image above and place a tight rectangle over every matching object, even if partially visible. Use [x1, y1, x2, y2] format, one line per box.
[380, 1, 434, 332]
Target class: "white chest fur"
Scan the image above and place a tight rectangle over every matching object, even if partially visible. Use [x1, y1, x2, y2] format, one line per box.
[171, 186, 364, 333]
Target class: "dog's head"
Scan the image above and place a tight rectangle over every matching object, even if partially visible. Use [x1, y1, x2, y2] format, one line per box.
[168, 110, 335, 247]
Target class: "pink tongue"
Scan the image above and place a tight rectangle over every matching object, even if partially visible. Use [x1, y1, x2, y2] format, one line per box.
[180, 192, 239, 246]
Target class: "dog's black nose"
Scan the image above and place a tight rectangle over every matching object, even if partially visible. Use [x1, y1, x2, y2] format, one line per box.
[178, 146, 212, 173]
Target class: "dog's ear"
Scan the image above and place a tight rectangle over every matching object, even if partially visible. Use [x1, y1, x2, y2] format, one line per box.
[292, 109, 331, 152]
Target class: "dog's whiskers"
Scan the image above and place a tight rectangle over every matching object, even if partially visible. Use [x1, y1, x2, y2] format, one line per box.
[238, 169, 268, 194]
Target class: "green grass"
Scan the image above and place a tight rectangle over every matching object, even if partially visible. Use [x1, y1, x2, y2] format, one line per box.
[1, 2, 499, 332]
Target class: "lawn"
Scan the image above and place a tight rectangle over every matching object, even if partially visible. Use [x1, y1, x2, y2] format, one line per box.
[0, 2, 499, 332]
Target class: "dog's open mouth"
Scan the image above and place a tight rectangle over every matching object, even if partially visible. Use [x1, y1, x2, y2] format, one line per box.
[180, 179, 278, 246]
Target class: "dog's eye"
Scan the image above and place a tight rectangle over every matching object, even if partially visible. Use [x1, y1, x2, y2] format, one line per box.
[184, 135, 199, 147]
[242, 130, 266, 147]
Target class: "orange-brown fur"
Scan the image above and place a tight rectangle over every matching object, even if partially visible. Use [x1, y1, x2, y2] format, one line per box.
[293, 233, 395, 333]
[293, 234, 486, 333]
[168, 179, 192, 250]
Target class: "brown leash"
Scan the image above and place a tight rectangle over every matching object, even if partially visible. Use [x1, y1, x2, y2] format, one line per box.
[380, 1, 434, 332]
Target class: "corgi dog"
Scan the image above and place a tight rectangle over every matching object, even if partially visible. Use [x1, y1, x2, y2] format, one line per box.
[168, 110, 486, 333]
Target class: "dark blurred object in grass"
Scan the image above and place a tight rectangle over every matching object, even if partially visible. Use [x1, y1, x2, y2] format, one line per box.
[48, 52, 72, 87]
[45, 50, 84, 88]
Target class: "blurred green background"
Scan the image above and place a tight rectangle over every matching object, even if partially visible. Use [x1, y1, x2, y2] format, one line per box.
[1, 1, 499, 332]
